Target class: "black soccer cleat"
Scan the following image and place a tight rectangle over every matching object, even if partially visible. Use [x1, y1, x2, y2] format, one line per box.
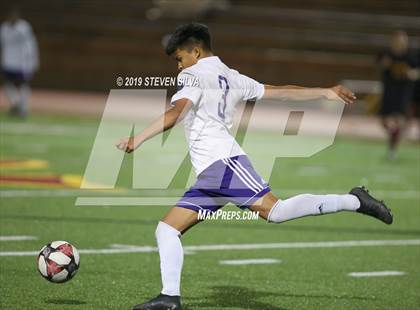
[350, 186, 393, 225]
[132, 293, 181, 310]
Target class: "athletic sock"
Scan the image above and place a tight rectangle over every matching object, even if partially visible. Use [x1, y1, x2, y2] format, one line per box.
[155, 221, 183, 296]
[267, 194, 360, 223]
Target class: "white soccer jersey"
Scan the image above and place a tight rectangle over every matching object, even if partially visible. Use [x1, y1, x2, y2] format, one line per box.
[170, 56, 264, 175]
[0, 19, 39, 73]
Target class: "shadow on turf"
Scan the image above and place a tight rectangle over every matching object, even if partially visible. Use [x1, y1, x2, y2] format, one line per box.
[45, 298, 86, 305]
[183, 285, 286, 310]
[183, 285, 374, 309]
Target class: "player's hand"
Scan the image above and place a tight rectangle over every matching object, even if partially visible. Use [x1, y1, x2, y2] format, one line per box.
[327, 85, 356, 105]
[116, 136, 141, 153]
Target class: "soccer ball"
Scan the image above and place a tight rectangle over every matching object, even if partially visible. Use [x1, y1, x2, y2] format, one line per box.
[37, 241, 80, 283]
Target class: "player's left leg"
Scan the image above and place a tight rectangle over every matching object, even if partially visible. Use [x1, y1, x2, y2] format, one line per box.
[132, 206, 200, 310]
[388, 115, 405, 159]
[3, 81, 19, 115]
[224, 155, 392, 224]
[250, 187, 393, 225]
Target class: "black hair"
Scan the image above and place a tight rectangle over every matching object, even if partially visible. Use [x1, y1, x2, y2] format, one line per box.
[165, 23, 212, 56]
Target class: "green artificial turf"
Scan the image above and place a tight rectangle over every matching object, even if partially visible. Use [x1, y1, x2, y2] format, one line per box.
[0, 113, 419, 309]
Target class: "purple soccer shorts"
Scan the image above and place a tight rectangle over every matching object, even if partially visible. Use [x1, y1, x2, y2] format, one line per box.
[176, 155, 271, 214]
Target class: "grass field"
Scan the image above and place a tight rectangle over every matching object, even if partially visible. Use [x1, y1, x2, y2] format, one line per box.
[0, 112, 419, 310]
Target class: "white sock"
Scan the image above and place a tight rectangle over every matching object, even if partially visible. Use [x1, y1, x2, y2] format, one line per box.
[267, 194, 360, 223]
[155, 221, 183, 296]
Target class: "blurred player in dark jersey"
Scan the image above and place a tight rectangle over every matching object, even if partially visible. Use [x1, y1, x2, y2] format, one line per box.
[377, 31, 417, 159]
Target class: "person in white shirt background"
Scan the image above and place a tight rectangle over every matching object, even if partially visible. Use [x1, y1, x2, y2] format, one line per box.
[1, 7, 39, 117]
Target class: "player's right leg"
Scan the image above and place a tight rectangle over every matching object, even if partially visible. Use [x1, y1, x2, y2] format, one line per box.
[250, 187, 393, 225]
[132, 206, 199, 310]
[18, 82, 31, 117]
[3, 81, 19, 115]
[381, 115, 404, 160]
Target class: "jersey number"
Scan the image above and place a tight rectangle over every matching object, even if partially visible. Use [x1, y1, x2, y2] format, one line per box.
[217, 75, 229, 119]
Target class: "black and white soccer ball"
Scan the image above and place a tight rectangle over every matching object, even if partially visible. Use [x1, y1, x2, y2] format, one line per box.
[37, 241, 80, 283]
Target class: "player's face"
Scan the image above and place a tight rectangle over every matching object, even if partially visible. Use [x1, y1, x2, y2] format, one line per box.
[390, 32, 408, 54]
[173, 48, 199, 71]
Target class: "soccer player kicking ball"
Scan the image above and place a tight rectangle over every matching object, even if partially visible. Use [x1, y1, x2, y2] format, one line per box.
[117, 23, 393, 310]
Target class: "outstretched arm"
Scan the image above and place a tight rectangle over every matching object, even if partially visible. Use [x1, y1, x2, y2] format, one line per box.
[116, 98, 192, 153]
[263, 84, 356, 105]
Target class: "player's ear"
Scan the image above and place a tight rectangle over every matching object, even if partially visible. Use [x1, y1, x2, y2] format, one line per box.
[192, 47, 200, 60]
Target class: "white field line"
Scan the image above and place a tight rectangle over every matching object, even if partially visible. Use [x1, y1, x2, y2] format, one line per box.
[0, 189, 418, 200]
[373, 174, 403, 183]
[109, 244, 141, 249]
[0, 123, 95, 137]
[219, 258, 281, 265]
[296, 166, 327, 177]
[348, 271, 406, 277]
[0, 235, 37, 241]
[0, 239, 419, 257]
[75, 197, 178, 206]
[0, 190, 86, 197]
[110, 244, 196, 255]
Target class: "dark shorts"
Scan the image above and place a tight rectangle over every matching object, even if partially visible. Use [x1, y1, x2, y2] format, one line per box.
[176, 155, 271, 214]
[2, 69, 31, 83]
[380, 82, 414, 116]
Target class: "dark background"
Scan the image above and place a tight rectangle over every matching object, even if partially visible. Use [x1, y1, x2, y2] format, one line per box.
[1, 0, 419, 91]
